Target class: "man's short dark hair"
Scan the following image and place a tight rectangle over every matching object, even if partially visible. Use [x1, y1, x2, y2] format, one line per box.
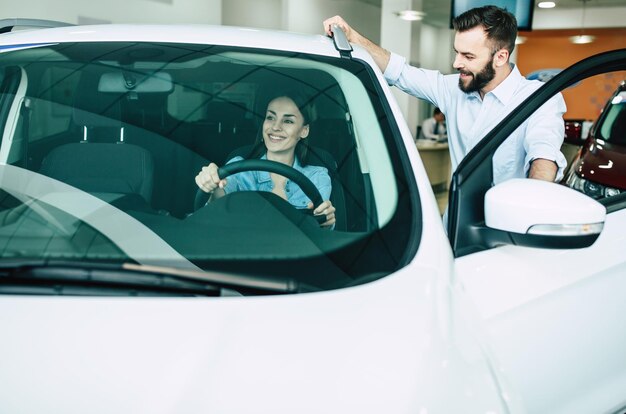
[433, 107, 442, 116]
[452, 5, 517, 55]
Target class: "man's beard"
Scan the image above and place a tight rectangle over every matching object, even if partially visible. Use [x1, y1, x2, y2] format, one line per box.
[458, 59, 496, 93]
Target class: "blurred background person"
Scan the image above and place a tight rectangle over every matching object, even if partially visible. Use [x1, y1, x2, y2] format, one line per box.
[419, 107, 447, 142]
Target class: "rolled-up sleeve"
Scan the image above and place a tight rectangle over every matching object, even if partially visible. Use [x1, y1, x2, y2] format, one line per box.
[383, 53, 406, 86]
[523, 93, 568, 181]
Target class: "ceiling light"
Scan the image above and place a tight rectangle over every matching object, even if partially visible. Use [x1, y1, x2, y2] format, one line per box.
[569, 0, 594, 44]
[569, 34, 595, 44]
[395, 10, 426, 21]
[538, 1, 556, 8]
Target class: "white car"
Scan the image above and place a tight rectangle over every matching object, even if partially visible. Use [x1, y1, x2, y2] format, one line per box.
[0, 18, 624, 414]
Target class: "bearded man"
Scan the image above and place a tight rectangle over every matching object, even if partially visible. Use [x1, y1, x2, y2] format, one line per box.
[324, 6, 566, 183]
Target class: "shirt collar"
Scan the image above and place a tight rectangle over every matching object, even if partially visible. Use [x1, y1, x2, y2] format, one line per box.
[488, 63, 523, 105]
[465, 63, 523, 104]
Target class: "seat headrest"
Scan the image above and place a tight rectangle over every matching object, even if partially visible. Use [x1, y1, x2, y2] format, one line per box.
[40, 142, 154, 203]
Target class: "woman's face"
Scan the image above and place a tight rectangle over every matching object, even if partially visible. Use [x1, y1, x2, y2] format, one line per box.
[262, 96, 309, 157]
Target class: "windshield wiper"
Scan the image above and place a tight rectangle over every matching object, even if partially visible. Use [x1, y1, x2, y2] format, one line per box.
[0, 260, 318, 296]
[122, 262, 319, 294]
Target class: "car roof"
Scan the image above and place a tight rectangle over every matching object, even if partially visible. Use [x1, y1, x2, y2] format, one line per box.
[0, 24, 343, 58]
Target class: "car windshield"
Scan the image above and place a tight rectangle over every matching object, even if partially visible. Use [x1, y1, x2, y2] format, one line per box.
[597, 89, 626, 145]
[0, 41, 417, 292]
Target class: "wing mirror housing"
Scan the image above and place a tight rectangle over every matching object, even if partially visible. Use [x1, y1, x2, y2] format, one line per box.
[485, 178, 605, 249]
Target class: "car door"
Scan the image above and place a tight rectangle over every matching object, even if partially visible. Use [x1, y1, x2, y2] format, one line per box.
[449, 49, 626, 414]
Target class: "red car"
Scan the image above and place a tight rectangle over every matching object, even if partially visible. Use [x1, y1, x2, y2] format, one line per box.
[564, 81, 626, 198]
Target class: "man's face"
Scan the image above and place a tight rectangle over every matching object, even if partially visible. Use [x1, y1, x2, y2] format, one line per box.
[453, 27, 497, 94]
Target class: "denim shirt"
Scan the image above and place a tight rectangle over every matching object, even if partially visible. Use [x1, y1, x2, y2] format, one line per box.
[384, 53, 567, 184]
[223, 154, 332, 209]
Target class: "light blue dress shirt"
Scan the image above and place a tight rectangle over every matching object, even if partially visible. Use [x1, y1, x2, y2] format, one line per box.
[384, 53, 567, 184]
[223, 154, 332, 209]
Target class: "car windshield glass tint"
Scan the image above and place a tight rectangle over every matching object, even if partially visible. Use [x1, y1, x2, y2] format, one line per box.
[0, 42, 417, 291]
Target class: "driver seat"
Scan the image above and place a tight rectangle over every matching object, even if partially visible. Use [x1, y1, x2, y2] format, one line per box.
[194, 145, 347, 231]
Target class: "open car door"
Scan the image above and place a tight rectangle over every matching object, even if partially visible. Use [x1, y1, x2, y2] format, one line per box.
[450, 48, 626, 414]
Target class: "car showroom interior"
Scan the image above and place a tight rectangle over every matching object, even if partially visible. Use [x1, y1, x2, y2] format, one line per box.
[4, 0, 626, 212]
[1, 2, 625, 413]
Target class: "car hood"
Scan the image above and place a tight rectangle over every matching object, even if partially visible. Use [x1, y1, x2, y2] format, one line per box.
[578, 139, 626, 189]
[0, 265, 507, 413]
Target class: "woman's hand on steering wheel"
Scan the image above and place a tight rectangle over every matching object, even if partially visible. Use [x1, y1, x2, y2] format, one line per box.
[308, 200, 336, 228]
[195, 163, 227, 194]
[194, 159, 332, 229]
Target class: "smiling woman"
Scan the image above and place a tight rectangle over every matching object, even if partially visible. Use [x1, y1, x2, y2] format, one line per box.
[194, 91, 336, 228]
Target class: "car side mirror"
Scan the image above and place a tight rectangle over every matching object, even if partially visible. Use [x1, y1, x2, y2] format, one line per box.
[485, 178, 605, 249]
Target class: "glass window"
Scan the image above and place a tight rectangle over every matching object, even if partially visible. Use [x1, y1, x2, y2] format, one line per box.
[0, 42, 419, 292]
[598, 90, 626, 145]
[562, 74, 626, 200]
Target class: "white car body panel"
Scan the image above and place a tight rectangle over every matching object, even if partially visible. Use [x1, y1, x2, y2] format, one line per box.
[0, 25, 339, 58]
[0, 265, 507, 413]
[0, 22, 624, 414]
[0, 24, 508, 413]
[456, 208, 626, 413]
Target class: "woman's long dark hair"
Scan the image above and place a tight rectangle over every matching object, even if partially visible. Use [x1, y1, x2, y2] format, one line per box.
[246, 89, 314, 166]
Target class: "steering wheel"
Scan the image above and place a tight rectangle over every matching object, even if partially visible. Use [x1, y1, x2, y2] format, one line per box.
[194, 159, 325, 223]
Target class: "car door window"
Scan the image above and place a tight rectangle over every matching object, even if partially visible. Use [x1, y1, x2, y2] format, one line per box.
[562, 73, 626, 202]
[448, 49, 626, 257]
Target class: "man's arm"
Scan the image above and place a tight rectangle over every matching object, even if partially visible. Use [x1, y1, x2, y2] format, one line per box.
[323, 16, 391, 72]
[524, 93, 568, 182]
[528, 158, 558, 181]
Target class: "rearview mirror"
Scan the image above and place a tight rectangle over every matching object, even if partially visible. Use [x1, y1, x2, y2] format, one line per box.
[98, 71, 173, 93]
[485, 178, 605, 249]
